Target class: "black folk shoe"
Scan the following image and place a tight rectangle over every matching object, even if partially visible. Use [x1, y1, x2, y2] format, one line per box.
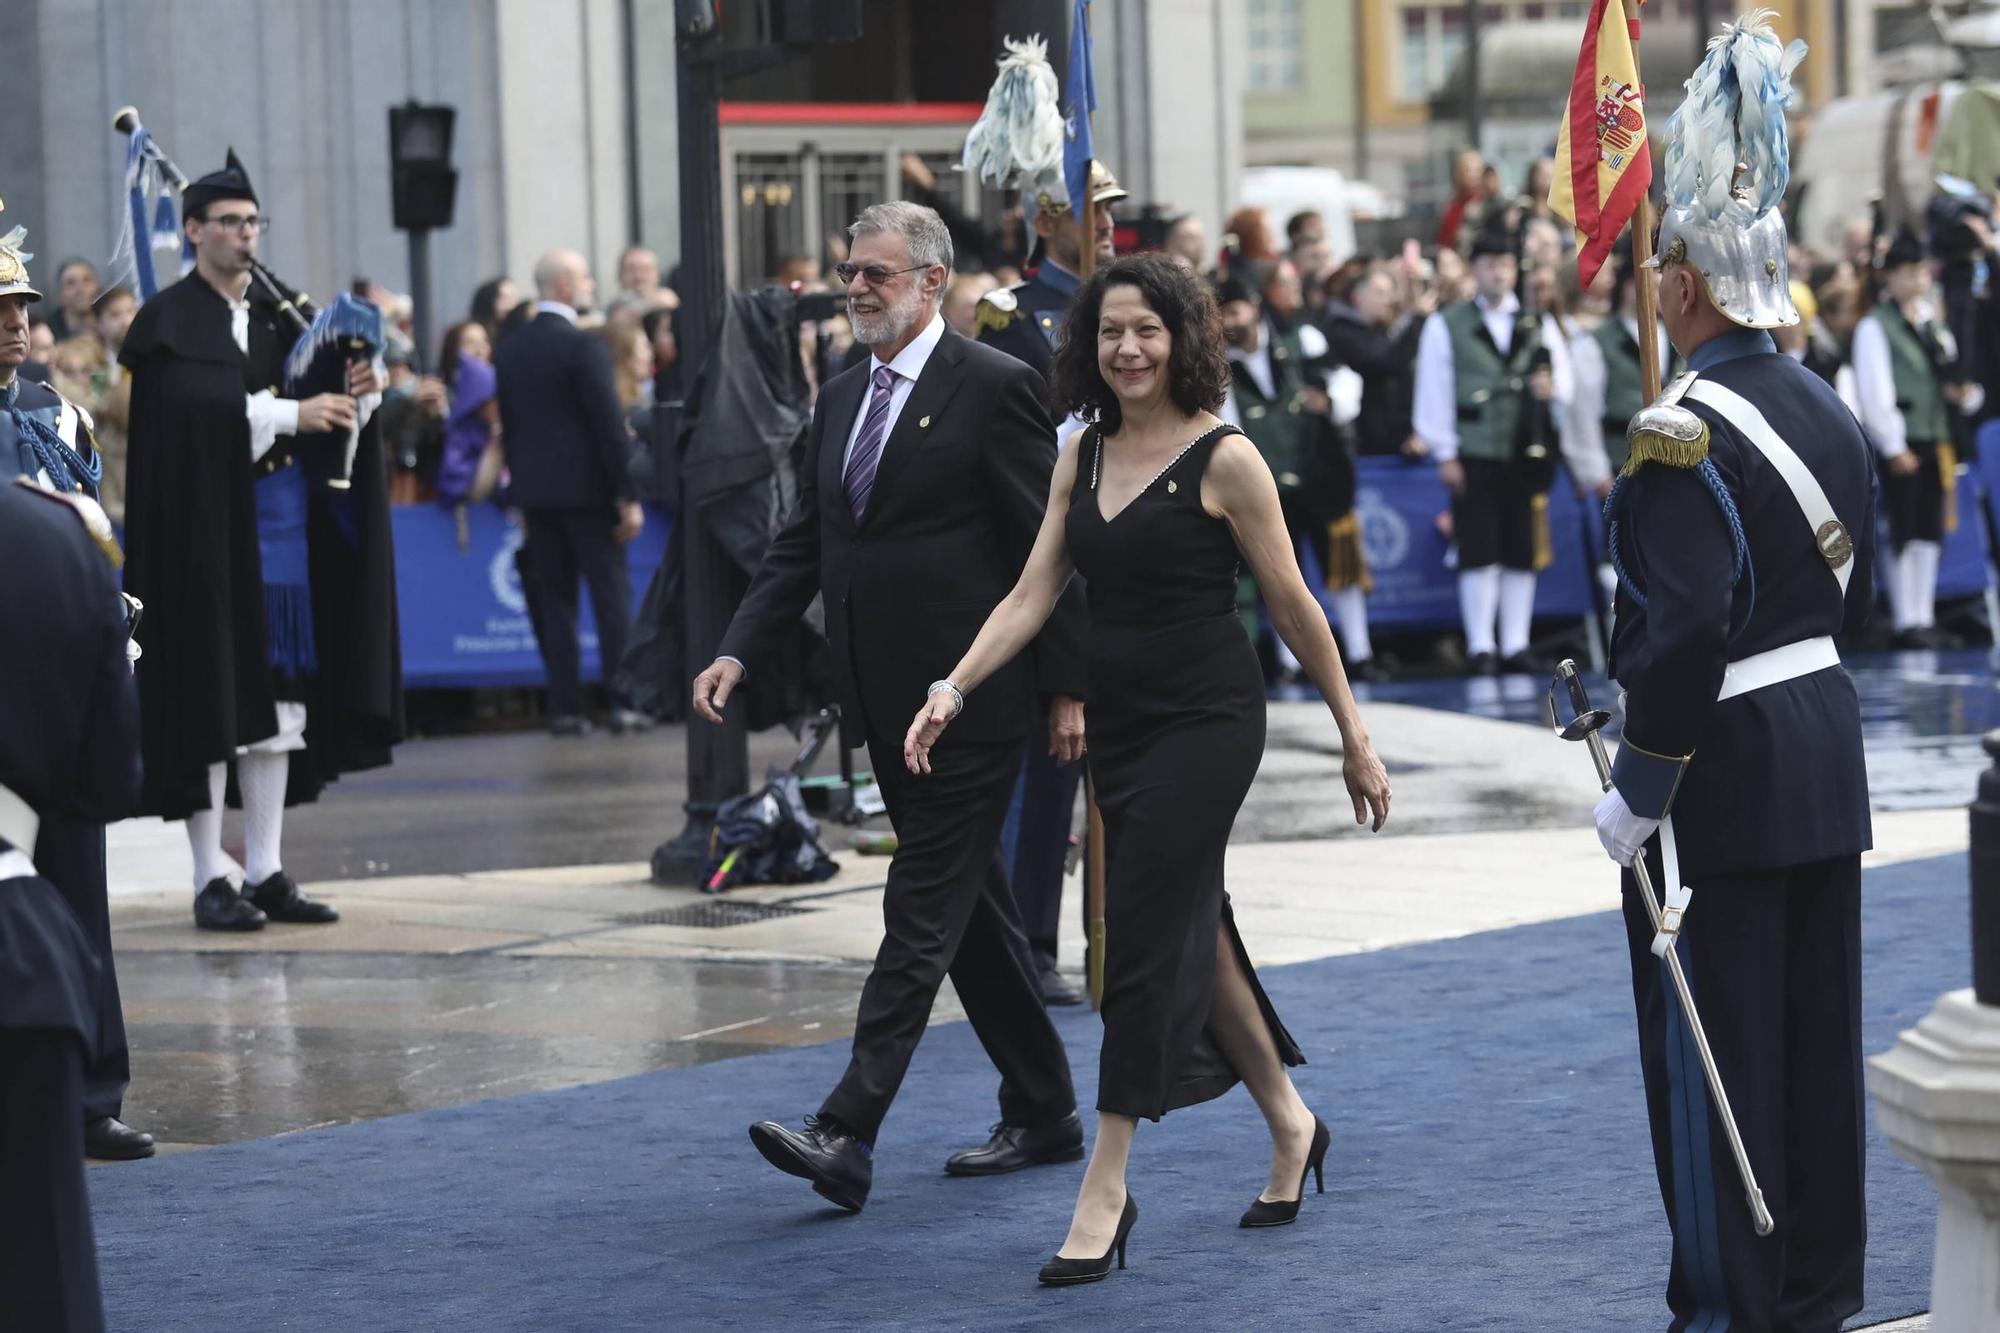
[246, 871, 340, 924]
[944, 1112, 1085, 1176]
[1038, 1194, 1139, 1286]
[1240, 1115, 1330, 1228]
[193, 879, 266, 932]
[748, 1115, 873, 1212]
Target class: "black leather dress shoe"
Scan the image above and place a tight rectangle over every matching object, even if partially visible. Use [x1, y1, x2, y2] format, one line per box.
[1348, 657, 1392, 684]
[1468, 651, 1500, 677]
[85, 1116, 156, 1160]
[193, 879, 266, 932]
[246, 871, 340, 924]
[1037, 960, 1084, 1007]
[1498, 651, 1540, 676]
[748, 1115, 872, 1212]
[944, 1111, 1085, 1177]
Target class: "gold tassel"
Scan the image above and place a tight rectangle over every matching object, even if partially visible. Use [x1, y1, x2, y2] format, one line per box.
[1531, 494, 1553, 572]
[1938, 439, 1960, 536]
[1323, 513, 1373, 592]
[1621, 422, 1711, 475]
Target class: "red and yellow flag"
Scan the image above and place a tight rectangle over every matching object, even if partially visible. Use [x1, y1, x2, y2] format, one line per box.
[1549, 0, 1652, 288]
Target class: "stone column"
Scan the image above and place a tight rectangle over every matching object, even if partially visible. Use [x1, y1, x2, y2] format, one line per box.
[1867, 730, 2000, 1331]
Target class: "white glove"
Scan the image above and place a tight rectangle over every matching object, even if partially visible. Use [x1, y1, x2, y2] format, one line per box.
[1594, 789, 1659, 866]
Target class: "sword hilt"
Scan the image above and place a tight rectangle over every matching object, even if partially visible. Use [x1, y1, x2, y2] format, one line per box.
[1548, 659, 1615, 790]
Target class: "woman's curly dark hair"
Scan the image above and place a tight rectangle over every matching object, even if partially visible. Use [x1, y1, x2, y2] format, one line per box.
[1048, 252, 1229, 433]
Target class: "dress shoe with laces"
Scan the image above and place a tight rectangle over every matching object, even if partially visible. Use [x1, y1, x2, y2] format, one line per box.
[85, 1116, 156, 1160]
[193, 878, 266, 932]
[748, 1115, 873, 1212]
[247, 871, 340, 924]
[944, 1111, 1085, 1177]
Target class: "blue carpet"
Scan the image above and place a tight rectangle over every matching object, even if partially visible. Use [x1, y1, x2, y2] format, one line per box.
[91, 856, 1962, 1332]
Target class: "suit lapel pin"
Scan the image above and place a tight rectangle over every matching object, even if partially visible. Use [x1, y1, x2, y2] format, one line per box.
[918, 415, 931, 429]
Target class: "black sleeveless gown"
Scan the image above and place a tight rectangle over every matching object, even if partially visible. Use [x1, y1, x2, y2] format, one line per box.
[1066, 422, 1304, 1120]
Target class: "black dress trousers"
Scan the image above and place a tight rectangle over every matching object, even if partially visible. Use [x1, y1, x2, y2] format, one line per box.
[34, 820, 128, 1122]
[523, 507, 634, 718]
[1622, 851, 1866, 1333]
[819, 732, 1076, 1145]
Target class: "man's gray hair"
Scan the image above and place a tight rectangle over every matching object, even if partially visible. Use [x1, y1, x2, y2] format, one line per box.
[848, 202, 954, 272]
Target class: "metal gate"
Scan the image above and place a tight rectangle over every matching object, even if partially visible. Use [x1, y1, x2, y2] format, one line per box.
[720, 103, 988, 287]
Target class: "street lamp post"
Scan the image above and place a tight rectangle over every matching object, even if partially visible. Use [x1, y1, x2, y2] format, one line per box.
[388, 101, 459, 369]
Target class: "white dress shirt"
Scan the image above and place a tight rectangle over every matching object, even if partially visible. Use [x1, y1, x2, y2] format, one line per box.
[1411, 293, 1575, 463]
[1849, 312, 1908, 459]
[236, 283, 383, 462]
[536, 300, 580, 325]
[841, 313, 947, 473]
[1567, 314, 1672, 489]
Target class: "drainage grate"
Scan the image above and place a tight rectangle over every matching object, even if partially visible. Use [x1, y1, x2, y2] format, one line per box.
[613, 900, 820, 929]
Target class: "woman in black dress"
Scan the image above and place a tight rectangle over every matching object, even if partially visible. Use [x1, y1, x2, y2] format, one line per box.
[904, 253, 1391, 1283]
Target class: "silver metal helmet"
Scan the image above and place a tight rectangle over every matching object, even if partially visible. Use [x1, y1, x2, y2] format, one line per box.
[1646, 200, 1797, 330]
[1647, 10, 1807, 331]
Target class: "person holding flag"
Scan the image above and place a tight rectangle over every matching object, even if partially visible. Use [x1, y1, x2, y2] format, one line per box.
[1587, 12, 1877, 1328]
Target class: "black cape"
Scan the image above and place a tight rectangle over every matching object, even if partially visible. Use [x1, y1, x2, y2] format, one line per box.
[120, 271, 403, 819]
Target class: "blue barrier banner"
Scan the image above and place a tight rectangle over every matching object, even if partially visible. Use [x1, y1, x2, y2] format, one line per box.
[393, 505, 670, 689]
[1351, 457, 1598, 632]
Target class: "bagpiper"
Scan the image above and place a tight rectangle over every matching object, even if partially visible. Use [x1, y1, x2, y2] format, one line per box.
[1596, 16, 1874, 1329]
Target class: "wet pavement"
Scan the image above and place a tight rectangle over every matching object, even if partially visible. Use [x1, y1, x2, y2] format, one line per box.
[103, 651, 1995, 1156]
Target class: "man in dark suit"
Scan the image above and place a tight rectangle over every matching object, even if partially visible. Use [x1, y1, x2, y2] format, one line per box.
[495, 249, 648, 736]
[693, 202, 1088, 1213]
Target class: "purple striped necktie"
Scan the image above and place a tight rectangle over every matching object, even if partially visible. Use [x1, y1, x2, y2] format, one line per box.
[844, 365, 898, 521]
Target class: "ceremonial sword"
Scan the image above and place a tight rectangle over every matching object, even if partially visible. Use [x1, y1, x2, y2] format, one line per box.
[1547, 659, 1774, 1237]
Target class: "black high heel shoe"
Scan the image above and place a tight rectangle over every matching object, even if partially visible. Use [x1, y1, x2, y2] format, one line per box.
[1239, 1115, 1329, 1228]
[1037, 1195, 1139, 1286]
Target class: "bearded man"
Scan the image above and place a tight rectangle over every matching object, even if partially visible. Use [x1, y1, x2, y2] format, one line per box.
[691, 201, 1089, 1214]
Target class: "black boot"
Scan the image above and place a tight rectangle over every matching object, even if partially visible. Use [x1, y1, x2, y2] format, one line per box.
[246, 871, 340, 924]
[193, 878, 266, 932]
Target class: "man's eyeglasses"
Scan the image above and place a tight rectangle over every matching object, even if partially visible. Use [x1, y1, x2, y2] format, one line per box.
[834, 262, 927, 287]
[205, 213, 270, 236]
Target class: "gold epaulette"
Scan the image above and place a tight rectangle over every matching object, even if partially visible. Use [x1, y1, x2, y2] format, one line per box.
[10, 476, 122, 568]
[975, 285, 1021, 334]
[1622, 373, 1710, 475]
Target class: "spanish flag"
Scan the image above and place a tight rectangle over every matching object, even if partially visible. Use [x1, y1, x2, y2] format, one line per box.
[1549, 0, 1652, 288]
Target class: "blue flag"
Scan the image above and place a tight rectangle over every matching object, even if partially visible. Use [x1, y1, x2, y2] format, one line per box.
[1062, 0, 1095, 214]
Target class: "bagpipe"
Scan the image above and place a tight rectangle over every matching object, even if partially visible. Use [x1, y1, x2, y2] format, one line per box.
[112, 107, 385, 488]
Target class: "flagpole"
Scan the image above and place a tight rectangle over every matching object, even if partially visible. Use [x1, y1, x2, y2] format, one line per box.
[1625, 0, 1665, 402]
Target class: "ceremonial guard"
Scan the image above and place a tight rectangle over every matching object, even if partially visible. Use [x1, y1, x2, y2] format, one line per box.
[0, 475, 143, 1333]
[1569, 243, 1677, 499]
[973, 159, 1126, 380]
[1594, 20, 1875, 1329]
[1213, 270, 1380, 680]
[0, 221, 153, 1161]
[1850, 228, 1984, 648]
[962, 40, 1103, 1006]
[122, 151, 404, 932]
[1412, 217, 1574, 675]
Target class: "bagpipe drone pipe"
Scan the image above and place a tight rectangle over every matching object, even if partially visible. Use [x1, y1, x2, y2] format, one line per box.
[261, 263, 386, 491]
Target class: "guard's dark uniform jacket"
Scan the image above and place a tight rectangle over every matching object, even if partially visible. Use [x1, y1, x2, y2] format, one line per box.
[0, 479, 141, 1333]
[975, 260, 1081, 381]
[1605, 326, 1876, 1333]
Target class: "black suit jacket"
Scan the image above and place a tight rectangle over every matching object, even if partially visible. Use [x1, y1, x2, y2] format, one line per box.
[1610, 352, 1875, 879]
[493, 310, 633, 510]
[720, 325, 1087, 746]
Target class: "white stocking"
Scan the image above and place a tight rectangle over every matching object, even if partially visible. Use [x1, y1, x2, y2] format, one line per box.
[1458, 566, 1502, 657]
[239, 751, 290, 886]
[184, 761, 238, 891]
[1331, 586, 1372, 664]
[1910, 540, 1942, 630]
[1497, 569, 1539, 658]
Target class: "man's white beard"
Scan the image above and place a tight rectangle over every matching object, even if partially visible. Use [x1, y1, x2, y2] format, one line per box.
[852, 282, 928, 347]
